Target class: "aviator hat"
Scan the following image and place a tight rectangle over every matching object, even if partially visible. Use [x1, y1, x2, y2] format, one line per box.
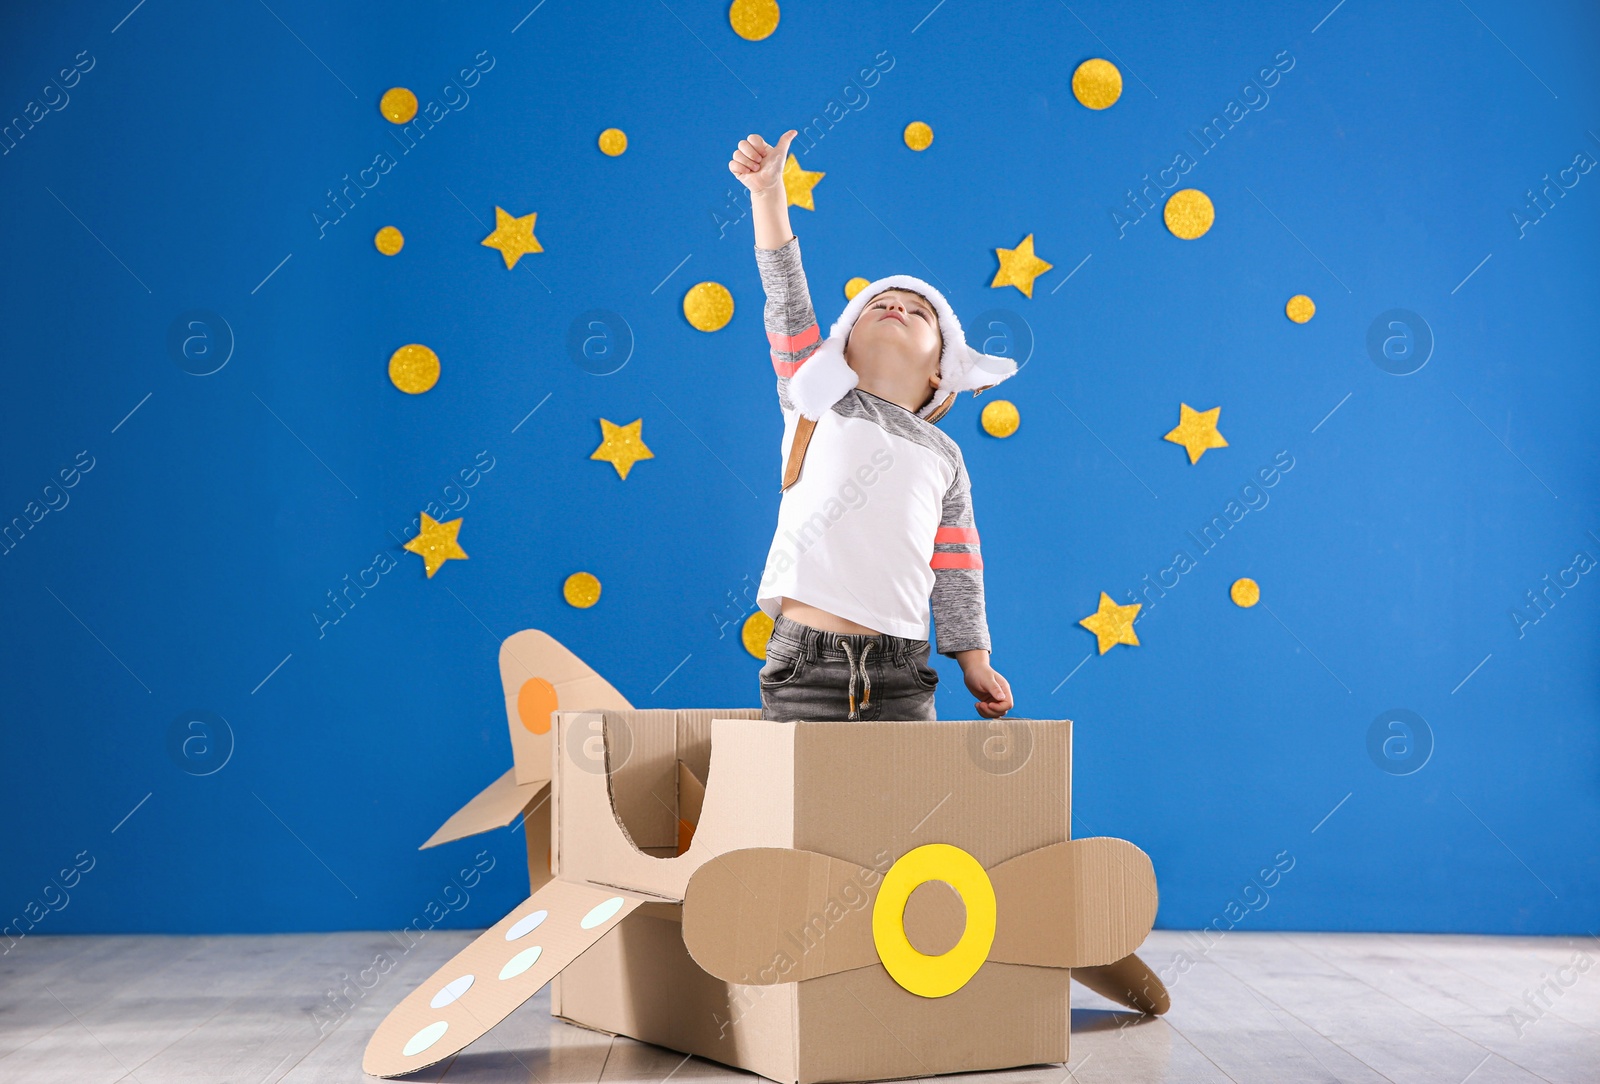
[787, 274, 1020, 424]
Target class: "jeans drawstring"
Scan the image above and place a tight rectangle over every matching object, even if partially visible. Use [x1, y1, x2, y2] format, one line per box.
[836, 637, 875, 720]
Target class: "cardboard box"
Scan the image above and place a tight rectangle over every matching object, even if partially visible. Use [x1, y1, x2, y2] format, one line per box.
[553, 709, 1085, 1084]
[365, 634, 1167, 1082]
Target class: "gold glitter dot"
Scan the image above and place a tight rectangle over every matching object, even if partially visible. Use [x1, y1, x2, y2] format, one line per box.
[1072, 58, 1122, 110]
[1164, 188, 1215, 240]
[728, 0, 779, 40]
[903, 121, 934, 151]
[564, 571, 602, 608]
[1230, 577, 1260, 608]
[379, 87, 418, 124]
[981, 399, 1020, 438]
[683, 281, 734, 332]
[1285, 294, 1316, 323]
[374, 226, 404, 256]
[845, 277, 871, 300]
[742, 609, 775, 658]
[388, 344, 440, 394]
[598, 128, 628, 156]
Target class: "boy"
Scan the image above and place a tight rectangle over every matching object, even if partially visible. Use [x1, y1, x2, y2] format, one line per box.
[730, 130, 1016, 722]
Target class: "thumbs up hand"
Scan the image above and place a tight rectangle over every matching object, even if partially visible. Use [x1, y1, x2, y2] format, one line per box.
[729, 130, 798, 196]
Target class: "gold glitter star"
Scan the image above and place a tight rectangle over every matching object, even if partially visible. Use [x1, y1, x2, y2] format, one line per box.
[480, 206, 543, 269]
[1079, 592, 1141, 654]
[991, 233, 1053, 297]
[1163, 403, 1229, 464]
[781, 154, 826, 211]
[404, 512, 468, 578]
[591, 417, 654, 480]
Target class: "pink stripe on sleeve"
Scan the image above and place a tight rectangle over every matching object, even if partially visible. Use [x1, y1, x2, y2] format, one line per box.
[767, 323, 820, 353]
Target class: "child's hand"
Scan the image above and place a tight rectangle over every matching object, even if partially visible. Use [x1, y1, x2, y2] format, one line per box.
[729, 130, 798, 196]
[961, 660, 1013, 719]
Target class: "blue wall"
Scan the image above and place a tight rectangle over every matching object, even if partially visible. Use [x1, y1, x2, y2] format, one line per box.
[1, 1, 1595, 939]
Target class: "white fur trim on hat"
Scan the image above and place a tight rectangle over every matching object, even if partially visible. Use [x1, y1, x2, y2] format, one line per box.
[787, 274, 1019, 422]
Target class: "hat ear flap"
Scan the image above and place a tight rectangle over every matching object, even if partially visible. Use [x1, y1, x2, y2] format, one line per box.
[788, 336, 857, 420]
[968, 347, 1019, 387]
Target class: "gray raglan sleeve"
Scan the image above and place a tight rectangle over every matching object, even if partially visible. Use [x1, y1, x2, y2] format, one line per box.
[929, 455, 993, 658]
[752, 235, 822, 413]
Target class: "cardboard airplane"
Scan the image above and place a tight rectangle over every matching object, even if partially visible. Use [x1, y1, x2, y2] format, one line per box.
[366, 630, 1170, 1082]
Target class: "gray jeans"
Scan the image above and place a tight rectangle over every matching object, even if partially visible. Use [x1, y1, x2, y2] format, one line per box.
[758, 613, 939, 721]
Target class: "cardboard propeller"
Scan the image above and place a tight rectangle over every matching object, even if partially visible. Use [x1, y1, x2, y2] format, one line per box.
[681, 840, 1169, 1010]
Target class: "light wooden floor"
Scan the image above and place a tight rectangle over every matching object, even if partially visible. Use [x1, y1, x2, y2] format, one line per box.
[0, 930, 1593, 1083]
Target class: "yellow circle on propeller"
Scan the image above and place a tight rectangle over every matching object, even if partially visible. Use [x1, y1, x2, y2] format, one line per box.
[872, 844, 996, 998]
[598, 128, 628, 156]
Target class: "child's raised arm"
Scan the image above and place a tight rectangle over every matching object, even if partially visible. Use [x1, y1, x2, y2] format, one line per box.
[730, 131, 820, 413]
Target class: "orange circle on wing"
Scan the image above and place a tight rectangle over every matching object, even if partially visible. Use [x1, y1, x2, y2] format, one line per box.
[518, 677, 557, 734]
